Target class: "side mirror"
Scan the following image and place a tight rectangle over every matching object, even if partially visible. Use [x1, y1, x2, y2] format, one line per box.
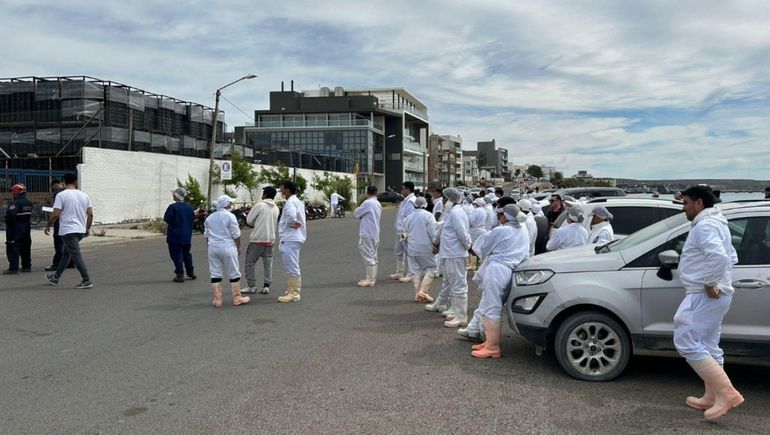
[658, 250, 680, 266]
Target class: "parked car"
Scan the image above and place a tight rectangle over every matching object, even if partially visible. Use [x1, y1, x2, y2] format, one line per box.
[553, 187, 626, 201]
[377, 191, 403, 203]
[506, 201, 770, 381]
[469, 188, 482, 196]
[551, 198, 684, 238]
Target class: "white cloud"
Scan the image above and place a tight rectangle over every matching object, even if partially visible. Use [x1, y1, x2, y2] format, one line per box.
[2, 0, 770, 179]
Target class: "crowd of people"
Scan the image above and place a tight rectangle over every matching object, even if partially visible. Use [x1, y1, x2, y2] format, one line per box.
[4, 175, 768, 421]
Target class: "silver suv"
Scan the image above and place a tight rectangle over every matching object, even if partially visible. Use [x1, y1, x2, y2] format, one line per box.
[506, 202, 770, 381]
[551, 198, 684, 238]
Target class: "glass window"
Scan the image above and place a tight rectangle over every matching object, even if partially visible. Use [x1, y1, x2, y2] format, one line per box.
[627, 231, 689, 268]
[607, 206, 657, 235]
[732, 217, 770, 265]
[610, 213, 688, 252]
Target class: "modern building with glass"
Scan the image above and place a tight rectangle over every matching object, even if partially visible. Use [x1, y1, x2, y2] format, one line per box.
[238, 84, 430, 192]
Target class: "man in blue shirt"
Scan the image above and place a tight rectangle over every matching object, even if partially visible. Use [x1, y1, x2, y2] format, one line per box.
[163, 187, 196, 282]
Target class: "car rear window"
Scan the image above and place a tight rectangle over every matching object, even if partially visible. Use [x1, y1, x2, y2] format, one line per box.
[607, 206, 656, 235]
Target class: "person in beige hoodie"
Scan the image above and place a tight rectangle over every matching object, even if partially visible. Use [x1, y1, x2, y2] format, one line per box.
[241, 186, 280, 295]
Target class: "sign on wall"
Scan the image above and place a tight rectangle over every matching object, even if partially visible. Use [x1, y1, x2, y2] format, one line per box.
[220, 160, 232, 181]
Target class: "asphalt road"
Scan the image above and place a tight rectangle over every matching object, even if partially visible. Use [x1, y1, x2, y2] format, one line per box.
[1, 208, 768, 434]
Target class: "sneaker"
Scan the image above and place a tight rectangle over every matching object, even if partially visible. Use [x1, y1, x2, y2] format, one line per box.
[187, 273, 197, 280]
[74, 280, 94, 289]
[2, 269, 19, 275]
[44, 265, 57, 272]
[457, 327, 482, 341]
[260, 286, 270, 295]
[20, 268, 31, 273]
[173, 274, 185, 283]
[241, 287, 257, 295]
[45, 273, 59, 286]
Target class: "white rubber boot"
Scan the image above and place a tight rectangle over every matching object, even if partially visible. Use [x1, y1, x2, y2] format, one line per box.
[444, 296, 468, 328]
[689, 358, 744, 420]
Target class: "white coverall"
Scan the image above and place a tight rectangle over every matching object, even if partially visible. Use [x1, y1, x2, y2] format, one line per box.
[330, 192, 344, 216]
[278, 194, 307, 278]
[475, 222, 529, 320]
[588, 221, 614, 245]
[354, 197, 382, 266]
[204, 209, 241, 281]
[433, 197, 444, 221]
[393, 193, 417, 275]
[523, 213, 538, 256]
[674, 208, 738, 364]
[404, 209, 439, 277]
[546, 221, 588, 251]
[434, 204, 472, 321]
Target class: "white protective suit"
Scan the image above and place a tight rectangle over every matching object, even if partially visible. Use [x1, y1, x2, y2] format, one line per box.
[434, 201, 472, 322]
[393, 193, 417, 276]
[674, 207, 738, 363]
[204, 203, 242, 280]
[475, 221, 529, 320]
[588, 221, 615, 245]
[523, 213, 538, 256]
[354, 196, 382, 266]
[330, 192, 345, 216]
[404, 208, 439, 277]
[433, 197, 444, 221]
[278, 193, 306, 278]
[546, 221, 588, 251]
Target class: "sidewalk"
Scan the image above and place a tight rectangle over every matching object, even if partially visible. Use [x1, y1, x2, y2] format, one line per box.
[1, 224, 165, 254]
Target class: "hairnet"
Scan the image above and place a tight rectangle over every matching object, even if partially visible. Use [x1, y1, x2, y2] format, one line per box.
[530, 202, 542, 215]
[567, 206, 584, 223]
[518, 199, 532, 211]
[590, 206, 613, 221]
[443, 187, 463, 204]
[172, 187, 187, 201]
[216, 195, 235, 210]
[483, 194, 494, 204]
[473, 198, 486, 207]
[497, 204, 522, 228]
[414, 196, 428, 209]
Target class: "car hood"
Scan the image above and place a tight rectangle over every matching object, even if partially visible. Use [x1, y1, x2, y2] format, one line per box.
[517, 244, 626, 273]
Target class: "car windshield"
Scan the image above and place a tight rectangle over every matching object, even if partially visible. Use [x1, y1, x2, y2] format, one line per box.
[604, 212, 688, 252]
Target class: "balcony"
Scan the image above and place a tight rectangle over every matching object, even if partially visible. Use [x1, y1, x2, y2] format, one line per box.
[403, 139, 426, 154]
[255, 118, 376, 129]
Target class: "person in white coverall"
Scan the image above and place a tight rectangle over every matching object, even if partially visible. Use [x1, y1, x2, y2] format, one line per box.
[546, 206, 588, 251]
[517, 199, 538, 257]
[674, 185, 742, 420]
[483, 196, 496, 230]
[403, 196, 438, 302]
[277, 181, 307, 303]
[466, 197, 488, 271]
[205, 195, 250, 307]
[432, 187, 444, 221]
[587, 206, 615, 245]
[330, 191, 345, 218]
[390, 182, 417, 281]
[427, 187, 471, 328]
[354, 185, 382, 287]
[470, 203, 529, 358]
[459, 196, 518, 341]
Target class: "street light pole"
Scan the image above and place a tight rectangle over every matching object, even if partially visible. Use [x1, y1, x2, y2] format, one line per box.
[206, 74, 257, 206]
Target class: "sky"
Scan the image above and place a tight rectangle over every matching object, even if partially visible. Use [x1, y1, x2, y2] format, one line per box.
[2, 0, 769, 180]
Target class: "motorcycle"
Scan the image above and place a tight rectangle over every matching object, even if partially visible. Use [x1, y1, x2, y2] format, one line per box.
[305, 203, 327, 220]
[231, 206, 250, 228]
[193, 207, 208, 234]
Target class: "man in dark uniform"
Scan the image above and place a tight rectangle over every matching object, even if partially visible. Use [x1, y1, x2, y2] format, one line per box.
[546, 193, 564, 229]
[45, 179, 65, 271]
[4, 183, 33, 274]
[163, 187, 196, 282]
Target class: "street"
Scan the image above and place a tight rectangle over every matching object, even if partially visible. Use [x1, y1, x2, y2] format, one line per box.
[1, 208, 768, 434]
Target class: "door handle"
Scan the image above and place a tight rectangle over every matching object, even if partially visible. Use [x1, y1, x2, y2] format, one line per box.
[732, 279, 767, 289]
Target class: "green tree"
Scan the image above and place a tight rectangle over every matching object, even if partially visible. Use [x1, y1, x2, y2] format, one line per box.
[514, 168, 521, 179]
[177, 175, 206, 209]
[311, 171, 354, 210]
[256, 163, 308, 200]
[527, 164, 544, 179]
[212, 150, 259, 200]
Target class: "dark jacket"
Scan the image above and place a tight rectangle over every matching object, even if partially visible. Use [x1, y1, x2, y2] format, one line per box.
[164, 201, 194, 244]
[5, 194, 33, 238]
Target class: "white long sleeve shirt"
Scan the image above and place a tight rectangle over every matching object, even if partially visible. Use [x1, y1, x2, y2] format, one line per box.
[405, 209, 438, 256]
[524, 214, 538, 256]
[546, 222, 588, 251]
[395, 193, 417, 233]
[475, 222, 530, 269]
[279, 194, 307, 243]
[588, 221, 615, 245]
[354, 196, 382, 240]
[330, 192, 344, 206]
[468, 207, 488, 242]
[679, 208, 738, 295]
[204, 209, 241, 249]
[437, 204, 471, 259]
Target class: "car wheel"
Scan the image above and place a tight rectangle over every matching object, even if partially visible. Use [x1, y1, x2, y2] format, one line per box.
[554, 312, 630, 381]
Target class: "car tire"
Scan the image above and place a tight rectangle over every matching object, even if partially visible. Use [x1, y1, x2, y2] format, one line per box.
[554, 312, 630, 382]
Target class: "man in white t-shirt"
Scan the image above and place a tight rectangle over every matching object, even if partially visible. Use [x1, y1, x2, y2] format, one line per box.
[43, 173, 94, 289]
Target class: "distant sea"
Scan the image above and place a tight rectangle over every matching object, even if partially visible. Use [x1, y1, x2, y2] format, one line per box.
[628, 192, 766, 202]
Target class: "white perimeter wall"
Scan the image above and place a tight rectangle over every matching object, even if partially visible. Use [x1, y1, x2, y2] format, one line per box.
[80, 148, 356, 224]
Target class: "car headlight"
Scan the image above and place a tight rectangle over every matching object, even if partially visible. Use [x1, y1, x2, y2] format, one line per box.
[511, 293, 547, 314]
[514, 270, 555, 286]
